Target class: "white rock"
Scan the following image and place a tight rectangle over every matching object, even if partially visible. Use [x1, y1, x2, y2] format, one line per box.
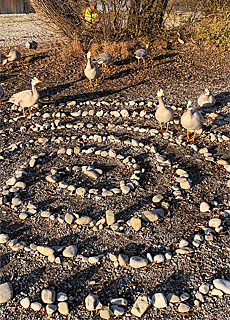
[118, 254, 129, 267]
[110, 304, 125, 316]
[57, 292, 68, 302]
[166, 293, 180, 303]
[0, 282, 13, 303]
[130, 217, 142, 231]
[195, 292, 205, 302]
[213, 279, 230, 294]
[31, 302, 42, 311]
[85, 294, 102, 311]
[131, 295, 151, 317]
[209, 218, 221, 228]
[152, 194, 163, 203]
[142, 210, 159, 222]
[199, 283, 210, 295]
[165, 252, 172, 260]
[210, 288, 223, 297]
[41, 289, 56, 304]
[20, 297, 30, 309]
[37, 246, 54, 256]
[200, 202, 210, 212]
[100, 306, 112, 319]
[152, 292, 167, 308]
[58, 301, 69, 315]
[0, 234, 9, 244]
[110, 298, 128, 306]
[179, 239, 189, 248]
[46, 304, 57, 315]
[178, 303, 190, 313]
[153, 254, 165, 263]
[63, 245, 77, 258]
[130, 256, 148, 268]
[180, 293, 190, 301]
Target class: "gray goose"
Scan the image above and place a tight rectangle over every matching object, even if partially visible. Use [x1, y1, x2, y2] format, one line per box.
[8, 77, 41, 117]
[181, 101, 204, 141]
[94, 52, 112, 72]
[2, 49, 21, 65]
[198, 88, 216, 108]
[134, 44, 149, 65]
[155, 89, 174, 132]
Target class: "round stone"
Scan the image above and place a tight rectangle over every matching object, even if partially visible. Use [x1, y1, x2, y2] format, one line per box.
[130, 256, 148, 268]
[153, 254, 165, 263]
[152, 292, 167, 308]
[20, 297, 30, 309]
[152, 194, 163, 203]
[209, 218, 221, 228]
[31, 302, 42, 311]
[200, 202, 210, 212]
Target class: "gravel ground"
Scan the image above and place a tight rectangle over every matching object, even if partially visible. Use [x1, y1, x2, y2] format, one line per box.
[0, 14, 230, 320]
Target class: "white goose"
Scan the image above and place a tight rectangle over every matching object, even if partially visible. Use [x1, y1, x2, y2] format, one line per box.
[0, 84, 4, 104]
[84, 51, 101, 87]
[8, 77, 41, 117]
[198, 88, 216, 108]
[181, 101, 204, 141]
[155, 89, 174, 132]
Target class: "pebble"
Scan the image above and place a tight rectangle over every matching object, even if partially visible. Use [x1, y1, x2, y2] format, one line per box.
[179, 239, 189, 248]
[152, 194, 163, 203]
[0, 233, 9, 244]
[76, 187, 87, 196]
[118, 254, 129, 267]
[20, 297, 30, 308]
[84, 170, 99, 180]
[153, 254, 165, 263]
[65, 213, 74, 224]
[213, 278, 230, 294]
[130, 256, 148, 268]
[209, 218, 221, 228]
[110, 298, 128, 306]
[41, 288, 56, 304]
[121, 185, 130, 194]
[152, 292, 167, 308]
[85, 294, 102, 311]
[200, 202, 210, 212]
[63, 245, 78, 258]
[106, 210, 116, 226]
[178, 303, 190, 313]
[130, 217, 142, 231]
[30, 302, 42, 311]
[57, 292, 68, 302]
[195, 292, 205, 302]
[110, 304, 125, 316]
[142, 210, 159, 222]
[58, 301, 69, 315]
[176, 247, 194, 254]
[210, 288, 223, 297]
[76, 216, 92, 225]
[180, 293, 190, 301]
[131, 295, 151, 317]
[0, 282, 13, 303]
[46, 304, 57, 315]
[166, 293, 180, 303]
[100, 306, 113, 319]
[37, 246, 54, 256]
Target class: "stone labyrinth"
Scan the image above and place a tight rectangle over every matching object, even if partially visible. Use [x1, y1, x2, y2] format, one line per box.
[0, 97, 230, 319]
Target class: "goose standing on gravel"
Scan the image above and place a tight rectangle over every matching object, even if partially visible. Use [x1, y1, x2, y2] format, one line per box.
[84, 51, 101, 87]
[181, 101, 204, 141]
[2, 49, 21, 65]
[26, 40, 38, 52]
[198, 88, 216, 108]
[155, 89, 174, 132]
[0, 84, 4, 105]
[8, 77, 41, 117]
[134, 44, 149, 65]
[94, 52, 112, 72]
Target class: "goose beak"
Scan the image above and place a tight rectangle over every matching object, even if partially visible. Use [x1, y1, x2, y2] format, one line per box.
[37, 80, 41, 83]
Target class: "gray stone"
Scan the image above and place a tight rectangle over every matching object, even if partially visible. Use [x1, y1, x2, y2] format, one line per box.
[131, 295, 151, 317]
[0, 282, 13, 303]
[213, 278, 230, 294]
[63, 245, 78, 258]
[41, 289, 56, 304]
[130, 256, 148, 268]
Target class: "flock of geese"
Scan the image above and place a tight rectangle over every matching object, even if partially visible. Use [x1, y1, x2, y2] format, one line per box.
[0, 43, 216, 141]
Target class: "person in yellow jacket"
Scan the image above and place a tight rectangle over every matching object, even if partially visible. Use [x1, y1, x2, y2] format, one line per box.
[84, 3, 98, 25]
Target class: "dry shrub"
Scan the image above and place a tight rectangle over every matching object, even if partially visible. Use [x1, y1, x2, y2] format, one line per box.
[89, 41, 130, 60]
[61, 41, 85, 58]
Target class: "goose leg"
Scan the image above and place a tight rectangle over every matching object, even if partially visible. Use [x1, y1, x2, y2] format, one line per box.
[189, 131, 196, 142]
[183, 129, 190, 140]
[22, 107, 26, 117]
[89, 79, 93, 87]
[159, 123, 164, 132]
[143, 59, 146, 66]
[94, 79, 98, 87]
[165, 122, 169, 132]
[28, 106, 34, 117]
[0, 99, 1, 104]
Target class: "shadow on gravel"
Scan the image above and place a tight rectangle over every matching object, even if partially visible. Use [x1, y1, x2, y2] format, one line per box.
[54, 80, 147, 105]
